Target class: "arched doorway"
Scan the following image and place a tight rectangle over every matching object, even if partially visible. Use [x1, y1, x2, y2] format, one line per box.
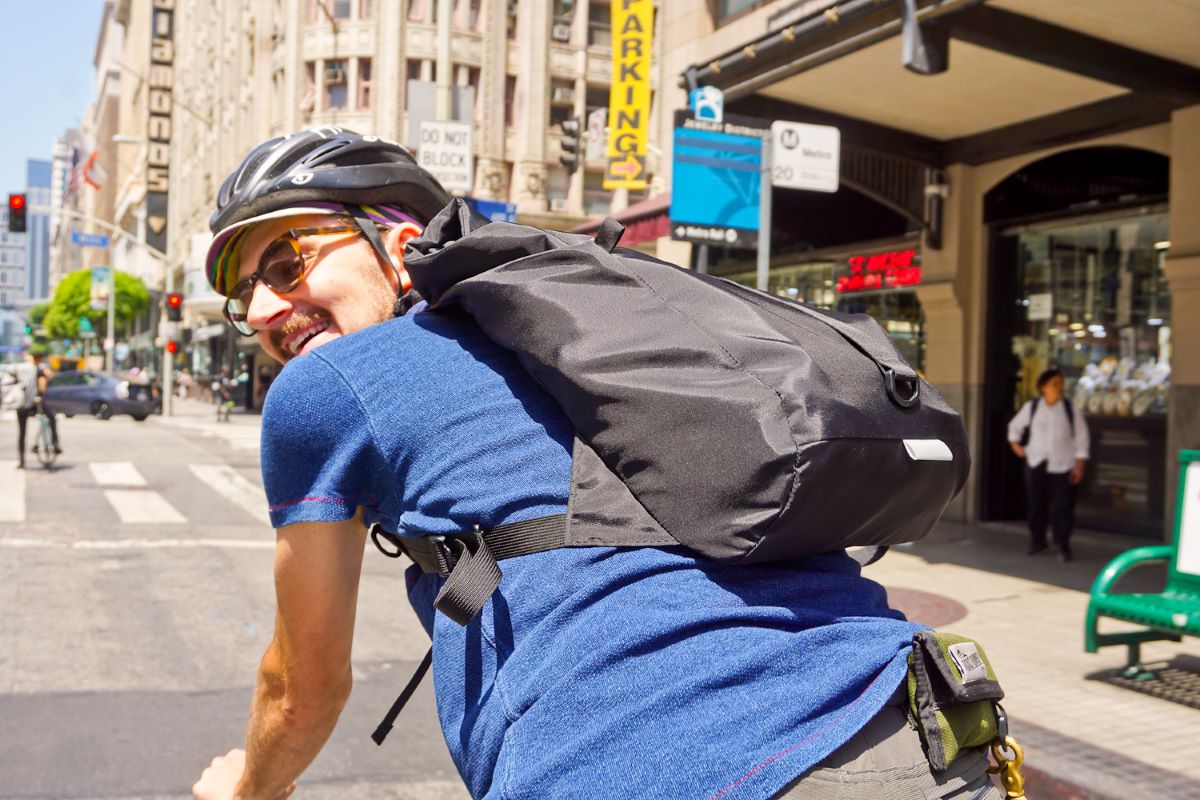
[980, 146, 1170, 537]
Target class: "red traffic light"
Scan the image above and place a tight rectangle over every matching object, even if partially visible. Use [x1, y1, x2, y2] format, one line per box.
[167, 292, 182, 308]
[166, 340, 179, 354]
[8, 194, 25, 210]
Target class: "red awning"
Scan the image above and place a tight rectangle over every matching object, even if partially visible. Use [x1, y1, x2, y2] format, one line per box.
[570, 193, 671, 246]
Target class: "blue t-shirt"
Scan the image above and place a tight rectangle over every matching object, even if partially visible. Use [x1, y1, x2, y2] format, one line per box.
[262, 312, 921, 800]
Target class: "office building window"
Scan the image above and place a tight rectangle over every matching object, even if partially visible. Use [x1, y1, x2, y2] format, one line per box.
[504, 75, 517, 127]
[408, 0, 424, 21]
[716, 0, 758, 21]
[324, 59, 348, 109]
[301, 62, 317, 113]
[358, 58, 373, 110]
[360, 0, 374, 19]
[588, 1, 611, 47]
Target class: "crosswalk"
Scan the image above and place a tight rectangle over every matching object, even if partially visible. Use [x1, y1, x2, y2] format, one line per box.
[0, 459, 270, 527]
[156, 416, 261, 452]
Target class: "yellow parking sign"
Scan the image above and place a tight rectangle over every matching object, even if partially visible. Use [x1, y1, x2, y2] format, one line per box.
[604, 0, 653, 190]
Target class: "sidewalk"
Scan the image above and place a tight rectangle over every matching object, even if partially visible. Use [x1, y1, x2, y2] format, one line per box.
[871, 520, 1200, 799]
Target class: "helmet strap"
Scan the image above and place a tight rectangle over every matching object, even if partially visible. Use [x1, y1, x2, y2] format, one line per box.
[346, 203, 403, 294]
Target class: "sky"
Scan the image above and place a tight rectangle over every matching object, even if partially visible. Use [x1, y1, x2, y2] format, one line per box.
[0, 2, 104, 196]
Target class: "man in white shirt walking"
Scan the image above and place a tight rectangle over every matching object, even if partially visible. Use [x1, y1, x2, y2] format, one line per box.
[1008, 369, 1090, 562]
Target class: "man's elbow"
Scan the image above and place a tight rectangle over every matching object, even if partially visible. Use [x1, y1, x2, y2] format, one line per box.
[261, 657, 353, 728]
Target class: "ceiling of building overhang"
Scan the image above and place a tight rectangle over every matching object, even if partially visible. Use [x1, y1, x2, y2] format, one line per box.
[757, 37, 1128, 141]
[992, 0, 1200, 69]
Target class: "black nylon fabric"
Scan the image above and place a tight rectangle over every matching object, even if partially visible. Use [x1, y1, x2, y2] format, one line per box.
[403, 199, 970, 562]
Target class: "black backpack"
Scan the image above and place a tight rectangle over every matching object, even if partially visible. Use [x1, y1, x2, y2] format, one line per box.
[369, 199, 970, 742]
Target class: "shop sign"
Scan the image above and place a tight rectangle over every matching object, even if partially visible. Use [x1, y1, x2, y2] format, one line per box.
[836, 249, 920, 293]
[146, 0, 175, 254]
[89, 266, 111, 311]
[1027, 292, 1053, 322]
[604, 0, 653, 190]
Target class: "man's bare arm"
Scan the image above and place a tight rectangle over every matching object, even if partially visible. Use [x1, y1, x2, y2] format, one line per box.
[195, 513, 367, 800]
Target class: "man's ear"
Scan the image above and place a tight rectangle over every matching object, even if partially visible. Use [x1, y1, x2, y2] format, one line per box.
[384, 223, 423, 293]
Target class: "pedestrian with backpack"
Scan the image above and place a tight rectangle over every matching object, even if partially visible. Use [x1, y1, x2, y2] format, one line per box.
[1008, 368, 1090, 561]
[192, 129, 1004, 800]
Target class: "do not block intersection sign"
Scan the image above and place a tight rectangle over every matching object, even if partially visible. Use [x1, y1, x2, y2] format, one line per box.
[418, 120, 474, 194]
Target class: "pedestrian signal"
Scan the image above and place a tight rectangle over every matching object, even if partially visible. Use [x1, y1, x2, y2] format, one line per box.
[166, 292, 183, 322]
[559, 117, 582, 174]
[8, 194, 27, 233]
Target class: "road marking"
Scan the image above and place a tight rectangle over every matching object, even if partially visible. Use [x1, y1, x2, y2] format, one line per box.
[0, 537, 274, 550]
[189, 464, 271, 526]
[0, 460, 25, 522]
[104, 489, 187, 524]
[90, 461, 147, 487]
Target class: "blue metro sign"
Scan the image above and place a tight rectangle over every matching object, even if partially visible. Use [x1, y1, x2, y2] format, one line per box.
[669, 110, 768, 250]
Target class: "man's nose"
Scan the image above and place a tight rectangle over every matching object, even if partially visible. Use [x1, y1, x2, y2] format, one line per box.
[245, 280, 292, 330]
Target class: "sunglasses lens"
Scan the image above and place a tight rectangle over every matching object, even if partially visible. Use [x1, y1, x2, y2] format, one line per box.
[259, 237, 307, 293]
[224, 298, 256, 336]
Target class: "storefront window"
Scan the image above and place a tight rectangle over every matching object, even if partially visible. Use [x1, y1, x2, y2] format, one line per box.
[1009, 211, 1171, 415]
[725, 253, 925, 372]
[1005, 209, 1171, 535]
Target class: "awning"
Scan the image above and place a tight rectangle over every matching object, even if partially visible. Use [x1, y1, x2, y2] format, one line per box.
[570, 193, 671, 246]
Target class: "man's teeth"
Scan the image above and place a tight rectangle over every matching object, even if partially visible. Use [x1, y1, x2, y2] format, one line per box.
[288, 321, 329, 354]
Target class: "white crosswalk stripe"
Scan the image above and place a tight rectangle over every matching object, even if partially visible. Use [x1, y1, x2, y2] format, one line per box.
[90, 461, 148, 487]
[189, 463, 272, 526]
[0, 460, 25, 522]
[104, 489, 188, 524]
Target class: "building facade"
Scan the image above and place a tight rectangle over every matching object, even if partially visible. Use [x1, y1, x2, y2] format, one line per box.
[656, 0, 1200, 541]
[24, 159, 53, 304]
[93, 0, 652, 407]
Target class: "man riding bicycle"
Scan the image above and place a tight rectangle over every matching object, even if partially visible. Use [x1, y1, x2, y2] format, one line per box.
[193, 129, 1002, 800]
[13, 352, 60, 469]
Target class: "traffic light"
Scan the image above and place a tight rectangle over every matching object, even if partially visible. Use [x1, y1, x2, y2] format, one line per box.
[166, 340, 179, 354]
[166, 292, 183, 322]
[8, 194, 27, 233]
[559, 117, 582, 174]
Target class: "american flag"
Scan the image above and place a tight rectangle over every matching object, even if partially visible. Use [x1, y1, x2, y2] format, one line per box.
[62, 148, 105, 203]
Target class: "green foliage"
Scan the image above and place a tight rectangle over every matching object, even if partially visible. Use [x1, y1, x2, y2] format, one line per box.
[28, 303, 49, 326]
[42, 268, 151, 340]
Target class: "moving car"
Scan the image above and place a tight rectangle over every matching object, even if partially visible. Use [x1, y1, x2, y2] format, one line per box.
[43, 370, 158, 421]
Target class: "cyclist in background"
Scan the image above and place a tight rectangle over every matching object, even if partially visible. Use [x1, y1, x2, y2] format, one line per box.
[212, 367, 236, 422]
[14, 352, 60, 469]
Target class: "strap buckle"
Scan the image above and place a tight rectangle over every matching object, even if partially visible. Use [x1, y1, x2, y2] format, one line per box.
[426, 533, 470, 577]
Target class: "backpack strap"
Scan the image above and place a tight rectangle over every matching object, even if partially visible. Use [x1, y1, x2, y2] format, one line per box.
[1063, 398, 1075, 437]
[370, 513, 568, 624]
[368, 514, 567, 744]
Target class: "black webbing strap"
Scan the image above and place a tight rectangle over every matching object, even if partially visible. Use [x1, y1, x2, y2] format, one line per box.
[369, 514, 568, 745]
[371, 646, 432, 746]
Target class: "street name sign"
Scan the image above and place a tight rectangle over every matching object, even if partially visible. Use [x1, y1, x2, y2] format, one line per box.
[71, 231, 110, 249]
[770, 121, 840, 193]
[669, 111, 768, 250]
[417, 120, 474, 194]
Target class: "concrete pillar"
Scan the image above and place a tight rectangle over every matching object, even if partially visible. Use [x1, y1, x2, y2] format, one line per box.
[915, 163, 979, 522]
[1165, 105, 1200, 535]
[514, 0, 550, 213]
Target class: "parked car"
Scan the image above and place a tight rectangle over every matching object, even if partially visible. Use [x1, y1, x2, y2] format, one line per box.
[43, 370, 158, 421]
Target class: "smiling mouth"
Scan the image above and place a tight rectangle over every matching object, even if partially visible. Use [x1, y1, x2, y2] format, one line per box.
[284, 319, 332, 355]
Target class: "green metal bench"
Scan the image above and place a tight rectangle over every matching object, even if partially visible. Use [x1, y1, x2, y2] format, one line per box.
[1085, 449, 1200, 677]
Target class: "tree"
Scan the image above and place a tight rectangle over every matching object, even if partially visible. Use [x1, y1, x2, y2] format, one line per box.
[42, 268, 151, 340]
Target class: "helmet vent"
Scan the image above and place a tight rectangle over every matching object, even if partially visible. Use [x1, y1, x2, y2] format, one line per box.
[303, 140, 352, 165]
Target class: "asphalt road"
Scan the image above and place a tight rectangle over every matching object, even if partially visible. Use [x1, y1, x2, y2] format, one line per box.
[0, 410, 468, 800]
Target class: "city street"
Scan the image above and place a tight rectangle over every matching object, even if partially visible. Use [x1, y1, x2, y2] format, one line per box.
[0, 403, 468, 800]
[2, 401, 1199, 799]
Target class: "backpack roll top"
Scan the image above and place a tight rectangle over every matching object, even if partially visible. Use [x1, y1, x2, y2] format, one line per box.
[404, 200, 970, 563]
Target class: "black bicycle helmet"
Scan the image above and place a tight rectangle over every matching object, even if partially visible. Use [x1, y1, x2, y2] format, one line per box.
[210, 126, 449, 234]
[206, 127, 450, 297]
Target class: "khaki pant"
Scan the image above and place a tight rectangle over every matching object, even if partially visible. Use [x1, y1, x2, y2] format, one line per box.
[773, 690, 1004, 800]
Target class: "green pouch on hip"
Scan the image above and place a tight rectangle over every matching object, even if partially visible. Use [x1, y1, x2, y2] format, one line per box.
[907, 630, 1005, 772]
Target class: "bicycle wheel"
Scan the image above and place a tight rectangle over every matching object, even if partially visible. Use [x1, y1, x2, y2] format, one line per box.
[36, 417, 56, 468]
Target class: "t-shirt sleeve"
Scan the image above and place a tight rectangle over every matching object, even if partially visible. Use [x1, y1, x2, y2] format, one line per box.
[260, 354, 392, 529]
